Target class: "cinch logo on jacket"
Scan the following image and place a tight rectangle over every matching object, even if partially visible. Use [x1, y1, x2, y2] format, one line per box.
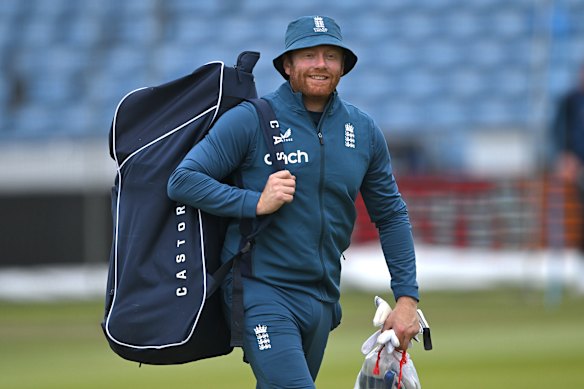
[264, 150, 309, 166]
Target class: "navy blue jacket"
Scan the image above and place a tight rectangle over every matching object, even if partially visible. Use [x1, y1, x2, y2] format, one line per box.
[168, 82, 418, 303]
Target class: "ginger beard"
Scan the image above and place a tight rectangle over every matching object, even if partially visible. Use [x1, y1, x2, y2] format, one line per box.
[283, 45, 345, 111]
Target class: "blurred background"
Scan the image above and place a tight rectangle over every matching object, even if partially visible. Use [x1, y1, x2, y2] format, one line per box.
[1, 0, 583, 388]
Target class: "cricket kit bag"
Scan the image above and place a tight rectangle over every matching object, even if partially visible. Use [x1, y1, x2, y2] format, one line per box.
[102, 51, 284, 365]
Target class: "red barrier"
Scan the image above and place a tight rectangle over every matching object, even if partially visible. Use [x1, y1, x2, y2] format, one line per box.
[352, 176, 583, 249]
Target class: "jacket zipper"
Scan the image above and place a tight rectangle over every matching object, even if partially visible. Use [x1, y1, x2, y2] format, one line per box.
[317, 130, 324, 145]
[314, 104, 332, 292]
[317, 123, 326, 288]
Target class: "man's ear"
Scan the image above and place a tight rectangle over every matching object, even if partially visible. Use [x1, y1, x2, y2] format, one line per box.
[283, 54, 292, 77]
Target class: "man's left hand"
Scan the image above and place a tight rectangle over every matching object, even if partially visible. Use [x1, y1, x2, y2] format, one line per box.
[382, 296, 419, 351]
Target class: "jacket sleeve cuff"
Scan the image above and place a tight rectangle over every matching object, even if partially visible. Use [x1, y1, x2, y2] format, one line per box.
[241, 191, 261, 218]
[391, 285, 420, 302]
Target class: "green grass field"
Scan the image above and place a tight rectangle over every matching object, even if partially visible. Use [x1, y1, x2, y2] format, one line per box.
[1, 287, 583, 388]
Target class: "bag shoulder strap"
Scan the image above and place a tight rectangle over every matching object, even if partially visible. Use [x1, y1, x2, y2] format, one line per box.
[206, 98, 281, 296]
[238, 98, 285, 240]
[249, 98, 286, 171]
[205, 98, 282, 347]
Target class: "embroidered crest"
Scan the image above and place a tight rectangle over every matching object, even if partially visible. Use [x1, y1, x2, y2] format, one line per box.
[313, 16, 328, 33]
[254, 324, 272, 351]
[344, 123, 355, 148]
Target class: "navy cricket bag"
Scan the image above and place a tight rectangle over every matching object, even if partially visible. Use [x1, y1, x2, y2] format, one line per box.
[102, 51, 261, 365]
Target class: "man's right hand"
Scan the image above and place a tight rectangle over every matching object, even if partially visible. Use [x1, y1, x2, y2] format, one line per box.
[256, 170, 296, 215]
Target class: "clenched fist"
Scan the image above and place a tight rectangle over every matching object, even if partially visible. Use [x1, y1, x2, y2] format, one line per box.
[382, 296, 419, 351]
[256, 170, 296, 215]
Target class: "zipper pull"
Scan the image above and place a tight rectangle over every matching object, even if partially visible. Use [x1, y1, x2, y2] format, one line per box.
[317, 131, 324, 145]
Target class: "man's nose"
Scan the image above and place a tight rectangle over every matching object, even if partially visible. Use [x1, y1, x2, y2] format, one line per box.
[314, 53, 327, 67]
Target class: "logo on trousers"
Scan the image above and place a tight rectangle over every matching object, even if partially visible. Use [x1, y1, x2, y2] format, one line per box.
[254, 324, 271, 351]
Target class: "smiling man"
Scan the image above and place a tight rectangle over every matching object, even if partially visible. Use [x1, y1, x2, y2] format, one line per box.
[168, 15, 420, 388]
[282, 44, 344, 112]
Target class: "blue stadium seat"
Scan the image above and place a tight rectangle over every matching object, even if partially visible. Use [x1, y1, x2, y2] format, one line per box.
[472, 99, 516, 126]
[109, 15, 159, 48]
[419, 40, 462, 70]
[245, 0, 339, 17]
[118, 0, 157, 15]
[409, 0, 460, 14]
[466, 38, 508, 69]
[0, 15, 15, 51]
[23, 0, 59, 22]
[12, 104, 58, 137]
[0, 0, 21, 17]
[60, 103, 96, 136]
[439, 9, 483, 41]
[375, 42, 418, 70]
[548, 65, 575, 98]
[449, 69, 488, 99]
[61, 13, 102, 48]
[427, 99, 468, 126]
[168, 0, 221, 17]
[350, 11, 394, 42]
[169, 15, 219, 48]
[396, 12, 437, 42]
[383, 100, 422, 129]
[490, 8, 530, 39]
[20, 15, 58, 49]
[397, 70, 442, 101]
[151, 43, 207, 82]
[0, 76, 7, 118]
[491, 66, 530, 99]
[565, 38, 584, 64]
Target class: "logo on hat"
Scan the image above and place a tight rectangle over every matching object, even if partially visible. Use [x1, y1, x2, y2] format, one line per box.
[313, 16, 328, 33]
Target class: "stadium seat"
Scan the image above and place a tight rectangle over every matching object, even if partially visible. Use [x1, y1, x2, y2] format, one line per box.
[167, 0, 221, 17]
[449, 68, 486, 99]
[0, 0, 21, 17]
[434, 7, 488, 43]
[396, 13, 437, 42]
[0, 76, 7, 118]
[491, 8, 529, 38]
[420, 40, 462, 70]
[62, 14, 102, 48]
[12, 105, 57, 137]
[110, 15, 159, 48]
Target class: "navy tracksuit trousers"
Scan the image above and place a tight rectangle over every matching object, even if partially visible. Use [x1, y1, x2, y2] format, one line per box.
[224, 277, 342, 388]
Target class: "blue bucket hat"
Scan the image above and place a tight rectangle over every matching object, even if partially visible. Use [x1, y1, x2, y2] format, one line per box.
[273, 15, 358, 79]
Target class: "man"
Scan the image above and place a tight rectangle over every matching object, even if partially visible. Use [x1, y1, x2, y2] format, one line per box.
[553, 63, 584, 199]
[168, 15, 420, 388]
[552, 62, 584, 292]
